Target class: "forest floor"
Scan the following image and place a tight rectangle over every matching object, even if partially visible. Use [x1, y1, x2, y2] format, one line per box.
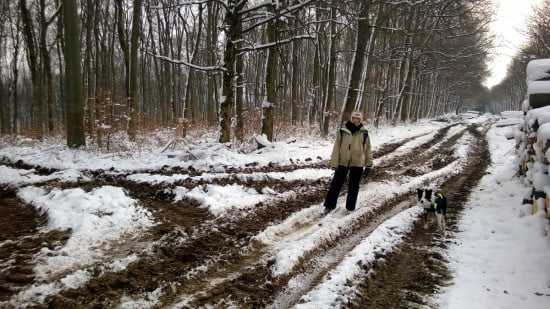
[0, 121, 492, 308]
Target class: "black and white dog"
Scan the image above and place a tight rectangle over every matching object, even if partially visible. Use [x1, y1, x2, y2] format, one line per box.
[416, 189, 447, 230]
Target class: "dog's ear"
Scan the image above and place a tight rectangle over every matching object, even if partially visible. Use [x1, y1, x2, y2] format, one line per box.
[416, 189, 423, 200]
[425, 189, 432, 200]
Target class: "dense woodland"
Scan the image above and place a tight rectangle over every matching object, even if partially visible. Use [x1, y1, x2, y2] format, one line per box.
[491, 0, 550, 112]
[0, 0, 544, 149]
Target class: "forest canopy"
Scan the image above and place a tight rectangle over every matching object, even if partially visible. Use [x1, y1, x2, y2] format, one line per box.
[0, 0, 495, 148]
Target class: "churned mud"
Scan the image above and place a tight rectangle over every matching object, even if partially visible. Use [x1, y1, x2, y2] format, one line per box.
[0, 121, 493, 308]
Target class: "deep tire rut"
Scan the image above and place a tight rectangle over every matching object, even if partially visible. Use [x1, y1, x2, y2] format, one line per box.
[0, 122, 493, 308]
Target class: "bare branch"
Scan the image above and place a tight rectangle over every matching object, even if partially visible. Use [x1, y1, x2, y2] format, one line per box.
[149, 52, 225, 72]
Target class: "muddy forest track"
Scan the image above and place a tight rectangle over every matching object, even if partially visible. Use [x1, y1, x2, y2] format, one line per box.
[0, 121, 493, 308]
[0, 188, 71, 302]
[350, 122, 493, 308]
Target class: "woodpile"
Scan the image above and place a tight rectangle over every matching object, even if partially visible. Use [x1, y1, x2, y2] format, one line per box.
[516, 59, 550, 218]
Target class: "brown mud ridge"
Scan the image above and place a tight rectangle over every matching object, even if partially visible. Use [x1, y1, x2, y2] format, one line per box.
[0, 122, 492, 308]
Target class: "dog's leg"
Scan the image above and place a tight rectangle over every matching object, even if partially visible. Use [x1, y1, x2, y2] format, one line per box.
[423, 211, 430, 229]
[435, 212, 444, 230]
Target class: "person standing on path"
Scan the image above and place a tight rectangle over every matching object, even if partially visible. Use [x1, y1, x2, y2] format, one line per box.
[324, 111, 373, 215]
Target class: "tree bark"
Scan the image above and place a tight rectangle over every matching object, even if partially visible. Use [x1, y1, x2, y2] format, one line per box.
[261, 5, 279, 143]
[341, 0, 372, 122]
[63, 0, 85, 148]
[38, 0, 55, 133]
[235, 45, 245, 142]
[115, 0, 142, 141]
[206, 2, 220, 125]
[184, 4, 204, 136]
[11, 27, 20, 135]
[127, 0, 143, 140]
[19, 0, 42, 137]
[322, 6, 337, 136]
[219, 1, 246, 143]
[83, 0, 96, 137]
[290, 16, 302, 126]
[0, 79, 5, 134]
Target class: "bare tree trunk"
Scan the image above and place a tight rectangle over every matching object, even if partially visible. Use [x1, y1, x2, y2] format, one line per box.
[311, 27, 321, 125]
[341, 0, 372, 122]
[396, 6, 416, 122]
[63, 0, 85, 148]
[10, 24, 20, 135]
[147, 7, 169, 125]
[83, 0, 96, 138]
[322, 6, 337, 136]
[235, 49, 245, 142]
[38, 0, 55, 133]
[115, 0, 142, 141]
[0, 79, 5, 134]
[219, 22, 236, 143]
[0, 5, 13, 133]
[128, 0, 142, 140]
[184, 4, 204, 136]
[397, 52, 413, 121]
[358, 1, 384, 115]
[115, 0, 129, 122]
[19, 0, 42, 137]
[219, 1, 246, 143]
[290, 13, 303, 126]
[261, 4, 279, 142]
[206, 2, 219, 125]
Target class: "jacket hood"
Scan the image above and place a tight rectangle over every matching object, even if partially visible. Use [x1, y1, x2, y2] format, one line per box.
[341, 121, 367, 134]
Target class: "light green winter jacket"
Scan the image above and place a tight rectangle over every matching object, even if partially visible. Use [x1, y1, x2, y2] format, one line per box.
[330, 122, 373, 168]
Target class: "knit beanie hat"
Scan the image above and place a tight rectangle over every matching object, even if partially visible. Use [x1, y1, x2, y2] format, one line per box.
[350, 111, 362, 120]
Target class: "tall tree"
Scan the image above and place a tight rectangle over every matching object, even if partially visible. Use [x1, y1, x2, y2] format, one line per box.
[0, 1, 7, 134]
[128, 0, 143, 140]
[19, 0, 41, 137]
[2, 0, 495, 142]
[184, 4, 205, 136]
[8, 3, 21, 135]
[0, 79, 5, 135]
[116, 0, 143, 141]
[38, 0, 58, 133]
[322, 5, 337, 136]
[261, 3, 279, 142]
[341, 0, 373, 121]
[235, 43, 245, 142]
[206, 1, 220, 125]
[219, 0, 246, 143]
[63, 0, 85, 148]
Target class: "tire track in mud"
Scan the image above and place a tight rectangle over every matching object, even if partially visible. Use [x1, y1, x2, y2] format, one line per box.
[108, 123, 467, 308]
[212, 123, 479, 308]
[44, 178, 334, 307]
[0, 187, 71, 303]
[0, 122, 466, 308]
[347, 122, 493, 308]
[0, 152, 334, 307]
[252, 124, 477, 308]
[371, 123, 461, 179]
[151, 123, 467, 307]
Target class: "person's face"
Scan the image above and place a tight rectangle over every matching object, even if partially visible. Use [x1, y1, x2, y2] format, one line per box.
[351, 117, 361, 125]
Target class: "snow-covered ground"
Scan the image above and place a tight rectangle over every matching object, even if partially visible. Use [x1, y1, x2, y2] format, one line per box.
[438, 121, 550, 309]
[0, 115, 548, 308]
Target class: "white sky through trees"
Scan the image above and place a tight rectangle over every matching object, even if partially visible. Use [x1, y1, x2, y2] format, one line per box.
[485, 0, 542, 88]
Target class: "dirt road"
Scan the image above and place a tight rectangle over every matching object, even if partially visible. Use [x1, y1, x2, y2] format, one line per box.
[0, 121, 491, 308]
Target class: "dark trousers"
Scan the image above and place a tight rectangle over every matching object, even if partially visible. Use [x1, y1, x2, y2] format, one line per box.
[324, 165, 364, 211]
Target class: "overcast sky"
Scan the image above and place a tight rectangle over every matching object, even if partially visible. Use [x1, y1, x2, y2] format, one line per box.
[485, 0, 542, 88]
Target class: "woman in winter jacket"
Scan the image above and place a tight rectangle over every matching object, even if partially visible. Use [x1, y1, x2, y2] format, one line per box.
[324, 111, 373, 215]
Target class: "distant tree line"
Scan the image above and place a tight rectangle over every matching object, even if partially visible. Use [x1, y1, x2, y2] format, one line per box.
[0, 0, 493, 148]
[491, 0, 550, 112]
